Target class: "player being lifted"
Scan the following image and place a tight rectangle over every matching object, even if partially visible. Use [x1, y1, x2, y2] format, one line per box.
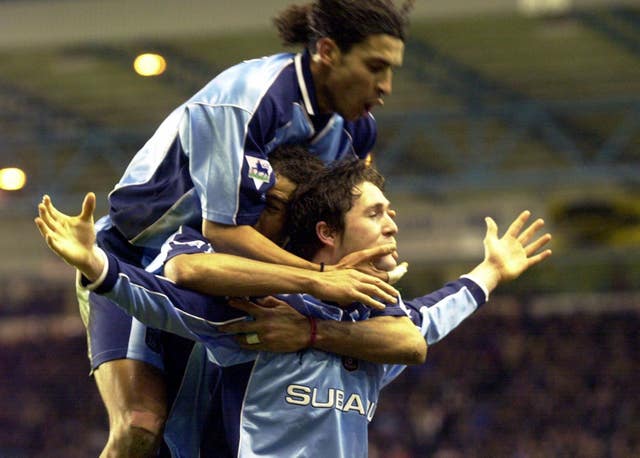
[36, 158, 552, 457]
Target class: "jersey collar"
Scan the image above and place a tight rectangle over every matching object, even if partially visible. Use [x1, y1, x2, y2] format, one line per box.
[295, 50, 320, 117]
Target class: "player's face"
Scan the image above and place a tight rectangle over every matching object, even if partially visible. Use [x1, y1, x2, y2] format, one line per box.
[323, 34, 404, 121]
[335, 181, 398, 270]
[253, 173, 297, 245]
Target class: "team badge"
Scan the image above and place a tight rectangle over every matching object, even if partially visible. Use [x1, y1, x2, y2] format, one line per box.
[342, 356, 359, 372]
[245, 156, 273, 190]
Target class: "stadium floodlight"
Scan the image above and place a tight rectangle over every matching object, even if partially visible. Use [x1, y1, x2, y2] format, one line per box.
[133, 53, 167, 77]
[0, 167, 27, 191]
[517, 0, 572, 16]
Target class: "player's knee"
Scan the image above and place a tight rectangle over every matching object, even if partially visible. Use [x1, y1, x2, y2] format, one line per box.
[120, 407, 167, 438]
[107, 409, 166, 456]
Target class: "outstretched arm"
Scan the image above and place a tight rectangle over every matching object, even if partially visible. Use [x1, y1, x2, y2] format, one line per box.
[35, 194, 424, 365]
[404, 210, 552, 345]
[35, 193, 398, 309]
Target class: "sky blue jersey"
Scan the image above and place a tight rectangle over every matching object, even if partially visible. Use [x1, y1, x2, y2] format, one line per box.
[83, 241, 487, 457]
[96, 50, 377, 265]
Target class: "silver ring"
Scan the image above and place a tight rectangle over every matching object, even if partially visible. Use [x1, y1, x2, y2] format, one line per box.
[246, 333, 260, 345]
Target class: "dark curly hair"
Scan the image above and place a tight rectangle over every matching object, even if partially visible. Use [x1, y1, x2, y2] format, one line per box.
[286, 157, 384, 260]
[268, 144, 325, 187]
[274, 0, 415, 52]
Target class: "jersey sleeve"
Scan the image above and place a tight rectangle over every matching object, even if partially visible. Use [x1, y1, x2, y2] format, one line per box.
[84, 249, 255, 366]
[181, 103, 276, 227]
[402, 277, 487, 345]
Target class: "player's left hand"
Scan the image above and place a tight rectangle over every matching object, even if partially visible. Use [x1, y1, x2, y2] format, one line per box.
[34, 192, 102, 277]
[218, 296, 311, 352]
[482, 210, 552, 285]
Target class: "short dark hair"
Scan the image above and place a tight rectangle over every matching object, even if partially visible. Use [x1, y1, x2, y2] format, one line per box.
[274, 0, 415, 52]
[268, 144, 325, 186]
[286, 157, 384, 260]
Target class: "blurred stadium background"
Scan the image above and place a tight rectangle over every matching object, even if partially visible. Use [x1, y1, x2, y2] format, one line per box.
[0, 0, 638, 456]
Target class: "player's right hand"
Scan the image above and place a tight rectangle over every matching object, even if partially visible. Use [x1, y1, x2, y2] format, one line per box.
[311, 267, 399, 310]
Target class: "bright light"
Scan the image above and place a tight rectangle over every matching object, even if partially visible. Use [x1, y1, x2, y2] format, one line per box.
[0, 167, 27, 191]
[518, 0, 572, 16]
[133, 53, 167, 77]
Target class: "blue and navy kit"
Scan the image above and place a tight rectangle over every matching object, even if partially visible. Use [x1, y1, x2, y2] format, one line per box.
[81, 50, 378, 370]
[101, 50, 376, 259]
[82, 229, 487, 457]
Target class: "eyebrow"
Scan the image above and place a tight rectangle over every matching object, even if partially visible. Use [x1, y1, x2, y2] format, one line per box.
[366, 57, 393, 67]
[365, 202, 387, 213]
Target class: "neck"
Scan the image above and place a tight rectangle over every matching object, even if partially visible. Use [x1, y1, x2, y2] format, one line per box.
[310, 249, 335, 267]
[309, 56, 332, 114]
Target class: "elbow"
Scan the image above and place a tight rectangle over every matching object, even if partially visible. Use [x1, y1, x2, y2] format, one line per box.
[202, 220, 236, 254]
[163, 256, 194, 286]
[406, 339, 428, 365]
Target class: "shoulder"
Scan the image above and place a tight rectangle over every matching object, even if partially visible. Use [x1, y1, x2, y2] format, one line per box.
[189, 53, 297, 111]
[344, 113, 377, 158]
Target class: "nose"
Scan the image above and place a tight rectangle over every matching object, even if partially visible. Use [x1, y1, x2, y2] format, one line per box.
[377, 68, 393, 97]
[383, 210, 398, 236]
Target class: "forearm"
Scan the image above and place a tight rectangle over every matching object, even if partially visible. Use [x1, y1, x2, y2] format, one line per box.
[203, 221, 318, 270]
[407, 277, 487, 345]
[313, 316, 427, 365]
[165, 252, 322, 297]
[83, 250, 237, 340]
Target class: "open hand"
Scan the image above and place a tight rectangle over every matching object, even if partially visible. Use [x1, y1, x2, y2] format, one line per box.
[34, 192, 103, 279]
[476, 210, 552, 291]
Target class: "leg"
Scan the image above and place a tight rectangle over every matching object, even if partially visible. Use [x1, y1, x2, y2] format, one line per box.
[94, 359, 167, 458]
[82, 290, 168, 457]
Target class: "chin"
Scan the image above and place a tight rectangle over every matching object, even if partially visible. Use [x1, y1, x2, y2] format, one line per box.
[374, 254, 397, 272]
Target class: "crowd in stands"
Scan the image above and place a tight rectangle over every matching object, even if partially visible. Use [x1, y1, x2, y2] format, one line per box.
[369, 310, 640, 458]
[1, 301, 638, 457]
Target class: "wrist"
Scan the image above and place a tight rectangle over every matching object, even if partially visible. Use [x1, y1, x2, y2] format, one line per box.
[307, 316, 317, 348]
[466, 261, 501, 295]
[81, 247, 109, 290]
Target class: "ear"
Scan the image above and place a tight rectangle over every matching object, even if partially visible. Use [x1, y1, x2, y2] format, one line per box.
[314, 37, 340, 66]
[315, 221, 337, 247]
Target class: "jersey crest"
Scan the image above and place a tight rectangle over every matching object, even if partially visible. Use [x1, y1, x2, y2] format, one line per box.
[245, 156, 273, 190]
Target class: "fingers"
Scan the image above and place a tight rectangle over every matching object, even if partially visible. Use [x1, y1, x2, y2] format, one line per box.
[505, 210, 531, 239]
[80, 192, 96, 222]
[38, 201, 59, 234]
[342, 243, 397, 265]
[351, 274, 397, 304]
[518, 218, 545, 246]
[484, 217, 498, 240]
[227, 297, 262, 315]
[35, 216, 60, 254]
[255, 296, 288, 309]
[527, 248, 553, 267]
[34, 217, 48, 240]
[354, 292, 386, 311]
[524, 233, 552, 257]
[387, 262, 408, 285]
[42, 194, 63, 222]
